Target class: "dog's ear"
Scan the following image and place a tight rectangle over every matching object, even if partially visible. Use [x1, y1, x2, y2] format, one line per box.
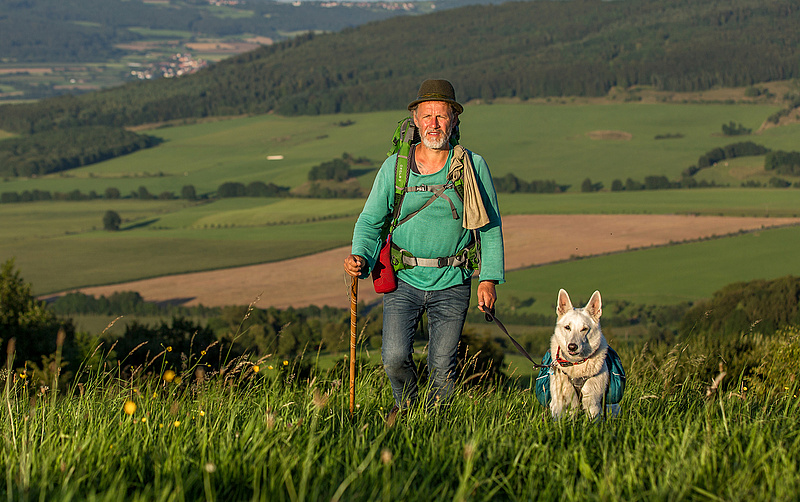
[556, 289, 573, 318]
[585, 290, 602, 322]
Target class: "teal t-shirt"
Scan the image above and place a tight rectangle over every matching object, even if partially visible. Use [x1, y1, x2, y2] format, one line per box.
[351, 146, 504, 291]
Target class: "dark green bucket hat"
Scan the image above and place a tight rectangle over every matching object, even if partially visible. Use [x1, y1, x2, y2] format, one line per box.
[407, 79, 464, 114]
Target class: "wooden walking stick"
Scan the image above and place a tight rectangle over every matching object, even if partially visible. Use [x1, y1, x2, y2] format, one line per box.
[349, 275, 358, 417]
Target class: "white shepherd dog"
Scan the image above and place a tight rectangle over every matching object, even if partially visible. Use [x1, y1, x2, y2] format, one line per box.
[549, 289, 614, 420]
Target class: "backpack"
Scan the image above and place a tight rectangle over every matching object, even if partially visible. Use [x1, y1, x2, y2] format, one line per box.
[382, 117, 479, 272]
[534, 346, 626, 407]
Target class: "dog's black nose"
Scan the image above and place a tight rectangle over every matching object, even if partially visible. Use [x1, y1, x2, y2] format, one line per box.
[567, 343, 578, 352]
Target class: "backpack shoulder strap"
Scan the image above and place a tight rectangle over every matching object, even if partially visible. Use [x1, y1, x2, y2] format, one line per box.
[384, 117, 463, 234]
[384, 117, 415, 234]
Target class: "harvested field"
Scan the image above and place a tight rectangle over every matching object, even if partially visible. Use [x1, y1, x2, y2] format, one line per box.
[60, 214, 800, 309]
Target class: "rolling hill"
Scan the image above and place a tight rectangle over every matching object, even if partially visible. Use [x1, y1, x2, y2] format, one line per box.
[1, 0, 799, 135]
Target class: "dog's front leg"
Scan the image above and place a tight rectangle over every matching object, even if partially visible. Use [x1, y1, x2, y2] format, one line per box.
[549, 372, 576, 420]
[581, 373, 610, 420]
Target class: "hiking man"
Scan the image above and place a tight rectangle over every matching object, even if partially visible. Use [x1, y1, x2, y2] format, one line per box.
[343, 79, 504, 413]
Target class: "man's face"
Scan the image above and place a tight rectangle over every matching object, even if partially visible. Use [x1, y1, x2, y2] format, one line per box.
[413, 101, 456, 151]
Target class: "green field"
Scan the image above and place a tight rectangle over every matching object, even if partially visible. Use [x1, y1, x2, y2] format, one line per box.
[3, 101, 800, 299]
[502, 224, 800, 316]
[2, 102, 797, 197]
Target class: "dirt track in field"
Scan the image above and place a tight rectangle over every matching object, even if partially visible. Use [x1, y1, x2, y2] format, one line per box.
[59, 215, 800, 310]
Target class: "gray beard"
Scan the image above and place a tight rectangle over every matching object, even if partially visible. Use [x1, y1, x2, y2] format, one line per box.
[420, 129, 451, 150]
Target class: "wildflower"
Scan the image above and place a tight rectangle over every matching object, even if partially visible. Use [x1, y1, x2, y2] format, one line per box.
[268, 365, 274, 370]
[159, 423, 164, 428]
[174, 420, 181, 427]
[201, 350, 207, 356]
[283, 360, 289, 366]
[163, 370, 176, 382]
[204, 463, 216, 473]
[109, 444, 114, 450]
[123, 400, 137, 415]
[253, 365, 260, 373]
[153, 392, 158, 398]
[199, 410, 205, 417]
[166, 346, 173, 352]
[141, 417, 148, 423]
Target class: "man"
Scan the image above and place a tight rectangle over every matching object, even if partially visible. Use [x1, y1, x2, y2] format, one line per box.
[343, 79, 504, 413]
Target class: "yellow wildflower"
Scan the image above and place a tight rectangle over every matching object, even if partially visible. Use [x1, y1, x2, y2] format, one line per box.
[166, 346, 173, 352]
[174, 420, 181, 427]
[283, 360, 289, 366]
[199, 410, 205, 417]
[253, 365, 260, 373]
[123, 400, 137, 415]
[163, 370, 176, 382]
[268, 365, 274, 370]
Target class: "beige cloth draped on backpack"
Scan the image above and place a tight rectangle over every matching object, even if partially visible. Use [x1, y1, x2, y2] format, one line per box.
[448, 145, 490, 230]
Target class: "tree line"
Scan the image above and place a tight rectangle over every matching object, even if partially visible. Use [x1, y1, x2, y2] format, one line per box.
[5, 258, 800, 387]
[0, 126, 162, 178]
[0, 184, 201, 204]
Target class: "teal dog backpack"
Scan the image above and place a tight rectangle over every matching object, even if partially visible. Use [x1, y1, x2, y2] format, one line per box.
[534, 347, 626, 407]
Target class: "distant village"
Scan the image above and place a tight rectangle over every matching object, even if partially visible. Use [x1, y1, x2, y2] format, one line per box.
[129, 53, 208, 80]
[208, 0, 420, 11]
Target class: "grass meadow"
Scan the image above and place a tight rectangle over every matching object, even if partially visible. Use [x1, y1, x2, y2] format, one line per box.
[2, 326, 799, 501]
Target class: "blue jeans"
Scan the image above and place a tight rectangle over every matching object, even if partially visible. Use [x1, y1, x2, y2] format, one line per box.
[381, 279, 471, 409]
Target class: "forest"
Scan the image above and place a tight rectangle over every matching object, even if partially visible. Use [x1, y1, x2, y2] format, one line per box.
[1, 0, 799, 136]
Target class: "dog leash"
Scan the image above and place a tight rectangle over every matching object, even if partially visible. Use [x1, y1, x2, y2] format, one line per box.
[483, 307, 551, 369]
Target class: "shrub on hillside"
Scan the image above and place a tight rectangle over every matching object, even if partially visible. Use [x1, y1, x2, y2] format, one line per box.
[0, 259, 77, 371]
[679, 275, 800, 338]
[764, 150, 800, 176]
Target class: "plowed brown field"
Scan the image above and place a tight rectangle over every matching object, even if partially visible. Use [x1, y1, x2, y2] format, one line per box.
[59, 215, 800, 309]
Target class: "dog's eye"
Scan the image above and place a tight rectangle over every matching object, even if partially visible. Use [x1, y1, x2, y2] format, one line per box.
[580, 326, 589, 333]
[564, 325, 571, 331]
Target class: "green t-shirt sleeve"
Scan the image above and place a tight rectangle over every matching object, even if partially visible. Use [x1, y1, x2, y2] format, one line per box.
[350, 155, 396, 276]
[471, 152, 505, 284]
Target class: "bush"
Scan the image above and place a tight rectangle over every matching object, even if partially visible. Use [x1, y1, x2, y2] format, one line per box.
[765, 150, 800, 175]
[680, 275, 800, 338]
[103, 210, 121, 231]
